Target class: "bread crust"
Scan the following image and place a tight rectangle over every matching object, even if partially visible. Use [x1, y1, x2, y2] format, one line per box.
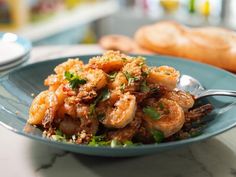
[99, 21, 236, 71]
[99, 34, 154, 55]
[135, 21, 236, 72]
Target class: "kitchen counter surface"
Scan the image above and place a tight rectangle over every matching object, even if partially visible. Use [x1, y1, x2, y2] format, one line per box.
[1, 45, 236, 177]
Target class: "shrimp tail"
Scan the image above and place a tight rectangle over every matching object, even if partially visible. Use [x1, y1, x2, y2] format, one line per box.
[42, 107, 55, 128]
[107, 116, 142, 143]
[185, 104, 213, 122]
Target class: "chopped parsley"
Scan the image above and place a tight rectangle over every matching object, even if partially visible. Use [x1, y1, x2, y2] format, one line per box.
[88, 136, 137, 147]
[159, 103, 164, 110]
[123, 71, 139, 85]
[89, 103, 96, 116]
[123, 140, 135, 147]
[100, 88, 110, 102]
[111, 139, 119, 148]
[164, 109, 170, 114]
[55, 129, 63, 136]
[190, 129, 203, 137]
[120, 83, 126, 91]
[89, 88, 110, 115]
[143, 106, 160, 120]
[51, 130, 66, 142]
[97, 113, 105, 121]
[164, 71, 171, 75]
[111, 140, 136, 147]
[64, 71, 86, 89]
[140, 81, 150, 92]
[141, 71, 148, 77]
[121, 57, 128, 61]
[151, 130, 164, 143]
[88, 135, 110, 147]
[139, 62, 144, 67]
[108, 72, 118, 81]
[150, 87, 159, 93]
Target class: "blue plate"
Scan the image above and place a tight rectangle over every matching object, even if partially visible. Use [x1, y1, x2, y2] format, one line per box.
[0, 55, 236, 157]
[0, 32, 31, 65]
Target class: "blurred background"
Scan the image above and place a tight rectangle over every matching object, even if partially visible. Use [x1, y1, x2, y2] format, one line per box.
[0, 0, 235, 46]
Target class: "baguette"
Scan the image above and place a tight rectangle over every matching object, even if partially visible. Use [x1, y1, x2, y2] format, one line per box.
[135, 21, 236, 72]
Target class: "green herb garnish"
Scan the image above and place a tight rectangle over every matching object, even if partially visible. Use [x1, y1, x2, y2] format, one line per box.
[123, 71, 139, 85]
[143, 106, 160, 120]
[97, 113, 105, 121]
[120, 83, 126, 91]
[121, 57, 128, 61]
[140, 81, 150, 92]
[159, 103, 164, 110]
[89, 88, 110, 115]
[108, 72, 118, 81]
[190, 129, 203, 137]
[110, 139, 120, 148]
[51, 130, 66, 142]
[141, 71, 148, 77]
[100, 88, 110, 102]
[93, 88, 110, 104]
[64, 71, 86, 89]
[164, 109, 170, 114]
[151, 130, 164, 143]
[88, 136, 138, 147]
[123, 140, 135, 147]
[88, 135, 110, 147]
[89, 103, 96, 116]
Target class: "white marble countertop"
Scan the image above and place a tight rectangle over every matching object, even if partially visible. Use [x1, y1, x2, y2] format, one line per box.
[1, 45, 236, 177]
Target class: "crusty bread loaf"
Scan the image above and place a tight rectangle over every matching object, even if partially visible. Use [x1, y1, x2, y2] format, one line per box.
[99, 21, 236, 71]
[99, 35, 154, 55]
[135, 21, 236, 72]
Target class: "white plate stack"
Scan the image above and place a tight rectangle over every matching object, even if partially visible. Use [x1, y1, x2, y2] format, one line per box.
[0, 33, 31, 71]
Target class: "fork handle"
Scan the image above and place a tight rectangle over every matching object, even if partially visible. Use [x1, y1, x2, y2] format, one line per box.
[196, 89, 236, 99]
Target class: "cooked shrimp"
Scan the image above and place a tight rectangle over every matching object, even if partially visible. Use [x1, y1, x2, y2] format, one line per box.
[108, 72, 127, 90]
[164, 90, 194, 111]
[107, 115, 141, 143]
[60, 102, 77, 118]
[147, 66, 180, 90]
[54, 85, 67, 104]
[88, 51, 132, 73]
[143, 98, 184, 137]
[135, 119, 153, 143]
[108, 58, 147, 91]
[85, 69, 107, 90]
[44, 74, 63, 91]
[58, 103, 99, 136]
[77, 69, 107, 102]
[59, 118, 81, 136]
[77, 104, 99, 135]
[107, 89, 122, 105]
[185, 104, 213, 122]
[54, 59, 84, 75]
[45, 59, 84, 91]
[28, 51, 213, 145]
[28, 91, 58, 125]
[122, 57, 146, 81]
[101, 92, 137, 128]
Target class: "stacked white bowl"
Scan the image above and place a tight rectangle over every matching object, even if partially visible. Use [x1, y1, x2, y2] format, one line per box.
[0, 32, 31, 71]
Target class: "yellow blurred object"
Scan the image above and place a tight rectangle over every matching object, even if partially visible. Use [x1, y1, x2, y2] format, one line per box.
[200, 0, 211, 17]
[81, 28, 97, 44]
[65, 0, 84, 9]
[160, 0, 180, 13]
[0, 0, 28, 31]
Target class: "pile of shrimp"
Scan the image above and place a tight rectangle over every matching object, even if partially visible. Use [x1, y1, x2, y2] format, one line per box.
[28, 51, 213, 146]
